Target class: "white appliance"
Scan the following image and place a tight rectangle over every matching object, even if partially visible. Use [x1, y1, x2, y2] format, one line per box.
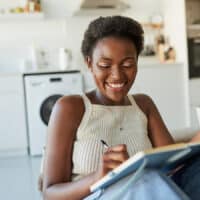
[66, 0, 130, 16]
[23, 71, 83, 156]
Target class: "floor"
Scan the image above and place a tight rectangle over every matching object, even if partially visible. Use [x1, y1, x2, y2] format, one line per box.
[0, 156, 42, 200]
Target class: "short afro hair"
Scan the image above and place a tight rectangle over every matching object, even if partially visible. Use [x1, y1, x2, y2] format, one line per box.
[81, 15, 144, 60]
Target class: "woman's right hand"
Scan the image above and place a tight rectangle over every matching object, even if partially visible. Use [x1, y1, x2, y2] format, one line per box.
[95, 144, 129, 180]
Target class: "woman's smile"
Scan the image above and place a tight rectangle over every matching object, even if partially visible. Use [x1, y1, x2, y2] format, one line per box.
[105, 81, 127, 92]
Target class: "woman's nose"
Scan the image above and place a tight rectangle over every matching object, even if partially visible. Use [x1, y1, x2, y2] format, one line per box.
[110, 66, 122, 79]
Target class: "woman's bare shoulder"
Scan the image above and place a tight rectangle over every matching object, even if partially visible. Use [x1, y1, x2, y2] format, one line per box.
[49, 95, 85, 133]
[132, 94, 154, 115]
[56, 95, 85, 111]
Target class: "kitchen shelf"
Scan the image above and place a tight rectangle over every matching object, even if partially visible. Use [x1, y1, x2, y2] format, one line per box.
[0, 12, 44, 21]
[142, 23, 164, 29]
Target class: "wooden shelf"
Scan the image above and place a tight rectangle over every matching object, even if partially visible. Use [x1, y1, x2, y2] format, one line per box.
[0, 12, 44, 21]
[142, 23, 164, 29]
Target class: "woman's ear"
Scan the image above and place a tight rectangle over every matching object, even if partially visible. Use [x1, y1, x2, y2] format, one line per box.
[86, 56, 92, 71]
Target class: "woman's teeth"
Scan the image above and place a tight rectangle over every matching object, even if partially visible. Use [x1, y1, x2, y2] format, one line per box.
[107, 83, 125, 88]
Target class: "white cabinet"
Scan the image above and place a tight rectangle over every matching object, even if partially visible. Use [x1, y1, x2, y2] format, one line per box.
[0, 74, 27, 155]
[129, 63, 190, 136]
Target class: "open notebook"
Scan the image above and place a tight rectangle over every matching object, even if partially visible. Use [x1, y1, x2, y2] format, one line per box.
[90, 142, 200, 193]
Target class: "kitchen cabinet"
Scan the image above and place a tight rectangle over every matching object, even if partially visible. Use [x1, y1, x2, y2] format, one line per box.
[0, 74, 27, 156]
[129, 62, 190, 138]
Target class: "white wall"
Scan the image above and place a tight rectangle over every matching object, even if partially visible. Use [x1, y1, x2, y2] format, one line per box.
[0, 19, 68, 71]
[162, 0, 190, 128]
[125, 0, 163, 22]
[0, 20, 67, 48]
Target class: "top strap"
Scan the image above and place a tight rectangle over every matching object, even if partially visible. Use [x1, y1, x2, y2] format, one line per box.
[127, 95, 136, 106]
[82, 94, 91, 108]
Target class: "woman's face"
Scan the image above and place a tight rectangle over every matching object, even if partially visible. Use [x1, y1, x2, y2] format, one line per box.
[87, 36, 138, 105]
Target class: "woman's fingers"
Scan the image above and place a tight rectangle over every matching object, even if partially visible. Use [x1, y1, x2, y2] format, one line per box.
[103, 160, 122, 169]
[103, 150, 129, 162]
[108, 144, 127, 152]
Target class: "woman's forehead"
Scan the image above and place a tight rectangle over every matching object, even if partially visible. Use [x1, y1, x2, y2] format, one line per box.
[92, 37, 137, 60]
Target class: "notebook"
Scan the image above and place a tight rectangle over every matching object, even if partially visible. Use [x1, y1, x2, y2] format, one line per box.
[90, 142, 200, 193]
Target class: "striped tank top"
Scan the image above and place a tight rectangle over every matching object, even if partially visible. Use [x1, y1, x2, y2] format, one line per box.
[71, 94, 152, 180]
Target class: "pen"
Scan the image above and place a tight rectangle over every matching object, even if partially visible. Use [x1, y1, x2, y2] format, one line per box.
[100, 139, 109, 149]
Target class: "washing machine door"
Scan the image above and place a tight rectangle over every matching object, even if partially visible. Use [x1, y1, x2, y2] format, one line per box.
[40, 94, 63, 125]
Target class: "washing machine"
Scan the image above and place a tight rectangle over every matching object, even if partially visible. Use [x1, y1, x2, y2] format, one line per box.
[23, 71, 83, 156]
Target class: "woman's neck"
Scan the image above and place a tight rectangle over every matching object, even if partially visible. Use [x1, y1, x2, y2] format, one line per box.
[89, 90, 130, 106]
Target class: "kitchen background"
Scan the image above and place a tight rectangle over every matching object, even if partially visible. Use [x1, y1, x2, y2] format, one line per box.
[0, 0, 200, 199]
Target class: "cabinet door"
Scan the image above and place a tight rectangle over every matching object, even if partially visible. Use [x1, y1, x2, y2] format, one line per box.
[129, 64, 189, 132]
[0, 75, 27, 154]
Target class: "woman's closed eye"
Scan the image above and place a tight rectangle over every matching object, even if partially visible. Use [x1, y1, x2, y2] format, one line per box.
[98, 63, 111, 68]
[121, 62, 136, 68]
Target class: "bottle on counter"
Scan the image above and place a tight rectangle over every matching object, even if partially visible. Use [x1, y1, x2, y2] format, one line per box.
[35, 0, 41, 12]
[156, 34, 166, 63]
[59, 48, 72, 71]
[165, 47, 176, 63]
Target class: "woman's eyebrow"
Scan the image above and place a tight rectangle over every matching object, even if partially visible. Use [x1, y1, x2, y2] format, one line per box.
[121, 56, 136, 62]
[99, 57, 112, 61]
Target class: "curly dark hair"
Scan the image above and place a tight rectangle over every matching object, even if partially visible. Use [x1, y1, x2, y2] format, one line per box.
[81, 15, 144, 60]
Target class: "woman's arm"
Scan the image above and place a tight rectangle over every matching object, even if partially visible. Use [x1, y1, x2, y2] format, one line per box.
[134, 94, 174, 147]
[43, 95, 129, 200]
[43, 96, 98, 200]
[190, 131, 200, 142]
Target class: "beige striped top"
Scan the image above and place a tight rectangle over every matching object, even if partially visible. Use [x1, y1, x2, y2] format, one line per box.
[71, 94, 152, 181]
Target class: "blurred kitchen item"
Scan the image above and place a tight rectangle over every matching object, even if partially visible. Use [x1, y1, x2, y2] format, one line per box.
[59, 48, 72, 70]
[156, 34, 166, 63]
[141, 45, 155, 56]
[150, 14, 163, 28]
[155, 34, 176, 63]
[164, 47, 176, 63]
[29, 0, 36, 12]
[24, 0, 41, 13]
[30, 47, 49, 70]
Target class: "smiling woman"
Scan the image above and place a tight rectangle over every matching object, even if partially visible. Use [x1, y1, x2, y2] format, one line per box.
[42, 16, 200, 200]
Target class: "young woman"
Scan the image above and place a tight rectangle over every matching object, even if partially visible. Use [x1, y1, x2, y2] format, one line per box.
[42, 16, 200, 200]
